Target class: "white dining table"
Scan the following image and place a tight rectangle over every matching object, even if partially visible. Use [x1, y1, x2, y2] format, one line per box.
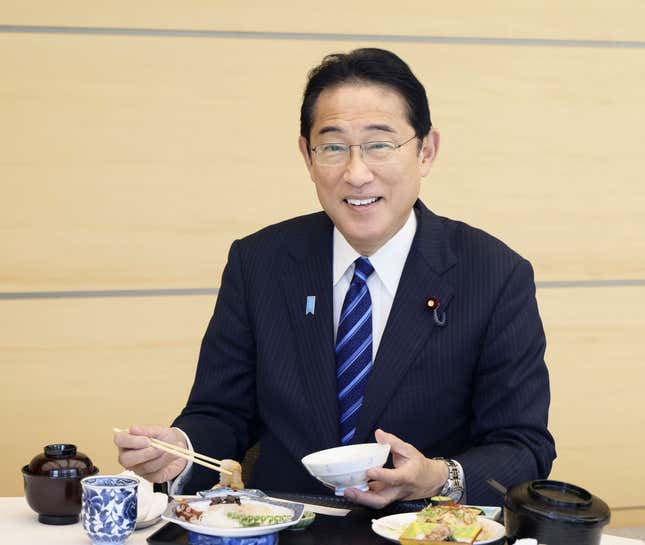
[1, 496, 643, 545]
[0, 497, 158, 545]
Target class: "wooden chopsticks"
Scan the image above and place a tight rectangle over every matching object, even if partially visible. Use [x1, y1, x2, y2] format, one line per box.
[113, 427, 231, 475]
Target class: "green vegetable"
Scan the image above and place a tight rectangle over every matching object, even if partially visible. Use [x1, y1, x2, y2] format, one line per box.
[226, 512, 292, 527]
[430, 496, 455, 506]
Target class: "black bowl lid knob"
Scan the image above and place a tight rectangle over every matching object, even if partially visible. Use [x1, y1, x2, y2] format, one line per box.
[44, 444, 77, 459]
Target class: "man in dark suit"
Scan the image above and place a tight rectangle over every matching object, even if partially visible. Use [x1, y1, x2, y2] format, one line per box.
[115, 48, 555, 507]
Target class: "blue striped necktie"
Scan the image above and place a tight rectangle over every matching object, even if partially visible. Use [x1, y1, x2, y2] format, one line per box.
[336, 256, 375, 445]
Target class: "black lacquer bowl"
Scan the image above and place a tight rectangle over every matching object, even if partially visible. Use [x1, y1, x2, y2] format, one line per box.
[22, 443, 99, 525]
[504, 479, 610, 545]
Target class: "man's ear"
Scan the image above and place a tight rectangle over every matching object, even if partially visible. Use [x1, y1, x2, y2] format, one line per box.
[298, 136, 315, 180]
[420, 129, 440, 177]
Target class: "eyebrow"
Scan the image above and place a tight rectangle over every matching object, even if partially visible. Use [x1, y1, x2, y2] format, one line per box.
[316, 123, 397, 136]
[364, 124, 396, 134]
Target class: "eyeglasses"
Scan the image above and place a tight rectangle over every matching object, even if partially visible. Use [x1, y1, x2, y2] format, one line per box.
[310, 135, 417, 166]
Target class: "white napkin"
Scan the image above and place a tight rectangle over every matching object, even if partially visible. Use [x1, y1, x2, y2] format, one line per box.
[118, 470, 168, 522]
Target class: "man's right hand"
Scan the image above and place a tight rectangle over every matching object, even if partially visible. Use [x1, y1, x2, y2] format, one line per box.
[114, 425, 188, 483]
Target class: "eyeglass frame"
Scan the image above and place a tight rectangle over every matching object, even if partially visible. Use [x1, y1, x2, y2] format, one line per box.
[309, 134, 419, 166]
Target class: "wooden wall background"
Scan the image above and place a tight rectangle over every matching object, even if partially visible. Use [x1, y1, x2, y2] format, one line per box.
[1, 1, 644, 526]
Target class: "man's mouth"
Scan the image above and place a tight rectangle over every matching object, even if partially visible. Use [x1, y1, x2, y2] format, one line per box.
[344, 197, 382, 207]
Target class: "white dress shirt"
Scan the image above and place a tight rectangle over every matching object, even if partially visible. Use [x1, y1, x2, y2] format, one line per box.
[333, 211, 417, 357]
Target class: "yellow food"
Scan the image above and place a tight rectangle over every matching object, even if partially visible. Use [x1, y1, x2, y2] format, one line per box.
[210, 459, 245, 491]
[399, 504, 484, 544]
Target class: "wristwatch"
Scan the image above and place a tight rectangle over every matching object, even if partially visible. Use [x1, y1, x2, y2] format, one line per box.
[433, 457, 465, 502]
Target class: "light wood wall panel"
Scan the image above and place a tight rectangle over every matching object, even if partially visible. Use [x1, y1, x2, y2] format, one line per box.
[539, 287, 645, 509]
[3, 1, 645, 42]
[0, 296, 214, 496]
[2, 35, 644, 292]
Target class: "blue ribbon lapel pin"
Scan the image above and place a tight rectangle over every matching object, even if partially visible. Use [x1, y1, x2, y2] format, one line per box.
[305, 295, 316, 316]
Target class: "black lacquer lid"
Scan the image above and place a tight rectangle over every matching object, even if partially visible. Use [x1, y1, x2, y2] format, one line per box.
[26, 443, 96, 478]
[506, 479, 610, 527]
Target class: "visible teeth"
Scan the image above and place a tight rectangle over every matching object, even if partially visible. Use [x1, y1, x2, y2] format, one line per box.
[346, 197, 378, 206]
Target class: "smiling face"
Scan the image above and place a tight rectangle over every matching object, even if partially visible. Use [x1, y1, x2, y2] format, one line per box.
[299, 83, 439, 256]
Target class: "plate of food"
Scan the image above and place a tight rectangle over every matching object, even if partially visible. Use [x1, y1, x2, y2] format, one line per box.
[162, 495, 305, 537]
[372, 503, 506, 544]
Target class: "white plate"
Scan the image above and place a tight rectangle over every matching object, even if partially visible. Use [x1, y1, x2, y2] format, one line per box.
[135, 515, 161, 530]
[372, 513, 505, 544]
[162, 499, 302, 538]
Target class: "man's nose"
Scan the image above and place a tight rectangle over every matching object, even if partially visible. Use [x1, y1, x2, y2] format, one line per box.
[343, 147, 374, 186]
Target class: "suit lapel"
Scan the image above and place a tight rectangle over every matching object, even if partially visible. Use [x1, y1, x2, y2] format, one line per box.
[354, 201, 458, 443]
[281, 214, 339, 449]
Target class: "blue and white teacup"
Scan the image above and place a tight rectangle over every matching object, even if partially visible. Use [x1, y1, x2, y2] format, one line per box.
[81, 475, 138, 545]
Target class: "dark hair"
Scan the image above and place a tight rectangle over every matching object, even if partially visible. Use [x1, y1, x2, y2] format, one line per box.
[300, 48, 432, 145]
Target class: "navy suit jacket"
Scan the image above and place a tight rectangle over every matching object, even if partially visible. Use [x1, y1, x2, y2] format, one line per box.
[173, 200, 556, 505]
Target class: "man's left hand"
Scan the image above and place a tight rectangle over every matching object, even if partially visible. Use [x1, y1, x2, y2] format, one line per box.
[344, 429, 448, 509]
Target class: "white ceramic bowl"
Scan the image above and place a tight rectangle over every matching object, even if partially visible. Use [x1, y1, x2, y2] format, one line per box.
[301, 443, 390, 496]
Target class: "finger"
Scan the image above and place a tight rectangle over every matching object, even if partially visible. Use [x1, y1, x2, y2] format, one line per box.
[147, 426, 188, 450]
[115, 426, 186, 454]
[140, 457, 187, 484]
[345, 483, 402, 509]
[366, 466, 407, 486]
[129, 424, 168, 439]
[119, 445, 164, 469]
[114, 430, 151, 450]
[131, 452, 175, 476]
[374, 429, 417, 458]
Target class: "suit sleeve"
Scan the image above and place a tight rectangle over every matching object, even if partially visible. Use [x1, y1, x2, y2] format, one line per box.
[172, 240, 259, 493]
[454, 258, 556, 505]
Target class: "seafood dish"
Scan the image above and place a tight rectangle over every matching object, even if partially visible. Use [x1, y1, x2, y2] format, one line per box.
[162, 494, 304, 538]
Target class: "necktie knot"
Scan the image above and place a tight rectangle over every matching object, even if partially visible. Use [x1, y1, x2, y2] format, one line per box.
[353, 257, 374, 285]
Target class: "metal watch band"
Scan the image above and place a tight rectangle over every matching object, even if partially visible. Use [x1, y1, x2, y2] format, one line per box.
[433, 457, 464, 502]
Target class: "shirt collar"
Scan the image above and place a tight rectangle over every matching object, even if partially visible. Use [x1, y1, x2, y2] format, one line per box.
[333, 210, 417, 296]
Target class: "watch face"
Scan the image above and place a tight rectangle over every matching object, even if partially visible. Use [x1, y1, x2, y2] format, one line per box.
[440, 480, 462, 499]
